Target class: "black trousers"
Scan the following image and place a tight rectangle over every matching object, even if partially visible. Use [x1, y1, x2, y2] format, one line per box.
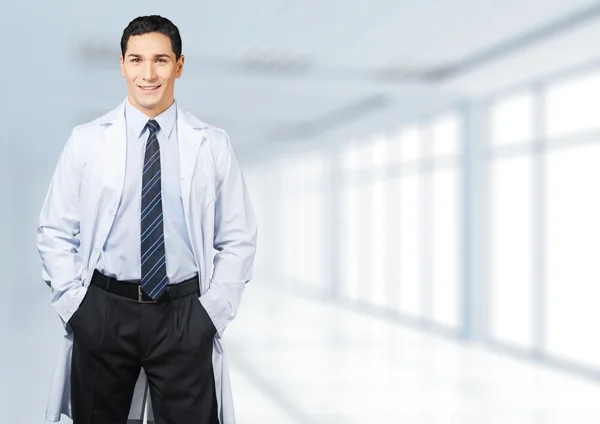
[68, 277, 219, 424]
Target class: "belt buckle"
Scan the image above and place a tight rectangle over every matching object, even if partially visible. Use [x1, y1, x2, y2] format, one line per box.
[138, 286, 158, 304]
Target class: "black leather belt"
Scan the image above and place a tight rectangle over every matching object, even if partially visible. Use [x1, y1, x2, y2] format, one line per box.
[90, 269, 200, 303]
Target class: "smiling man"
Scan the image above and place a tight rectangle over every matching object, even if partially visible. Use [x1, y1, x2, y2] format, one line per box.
[37, 15, 257, 424]
[121, 24, 183, 118]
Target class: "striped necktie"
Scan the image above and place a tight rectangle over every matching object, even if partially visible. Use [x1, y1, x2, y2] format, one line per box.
[140, 119, 168, 299]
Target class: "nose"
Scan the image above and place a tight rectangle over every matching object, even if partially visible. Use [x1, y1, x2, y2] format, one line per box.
[142, 61, 157, 81]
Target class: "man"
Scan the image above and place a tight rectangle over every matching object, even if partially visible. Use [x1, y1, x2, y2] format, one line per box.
[37, 15, 257, 424]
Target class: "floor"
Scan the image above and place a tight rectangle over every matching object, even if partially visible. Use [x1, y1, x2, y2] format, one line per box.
[5, 276, 600, 423]
[227, 281, 600, 424]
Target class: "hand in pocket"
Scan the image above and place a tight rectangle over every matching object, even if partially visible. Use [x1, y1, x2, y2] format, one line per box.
[191, 297, 217, 338]
[67, 286, 93, 333]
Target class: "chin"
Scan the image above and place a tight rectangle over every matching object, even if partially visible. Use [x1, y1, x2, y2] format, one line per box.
[134, 98, 160, 110]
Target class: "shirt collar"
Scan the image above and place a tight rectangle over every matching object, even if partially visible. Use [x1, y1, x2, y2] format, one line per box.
[125, 98, 177, 139]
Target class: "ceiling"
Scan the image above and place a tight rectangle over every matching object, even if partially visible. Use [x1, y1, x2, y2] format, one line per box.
[7, 0, 600, 164]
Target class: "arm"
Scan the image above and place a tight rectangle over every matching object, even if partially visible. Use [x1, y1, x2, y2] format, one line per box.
[37, 130, 86, 332]
[199, 131, 258, 338]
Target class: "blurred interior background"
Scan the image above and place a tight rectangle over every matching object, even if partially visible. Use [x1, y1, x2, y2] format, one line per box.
[3, 1, 600, 423]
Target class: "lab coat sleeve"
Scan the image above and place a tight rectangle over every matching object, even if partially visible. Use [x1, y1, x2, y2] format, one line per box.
[37, 130, 86, 332]
[199, 131, 258, 338]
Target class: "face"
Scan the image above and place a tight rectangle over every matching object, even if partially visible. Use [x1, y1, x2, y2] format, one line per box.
[120, 32, 184, 117]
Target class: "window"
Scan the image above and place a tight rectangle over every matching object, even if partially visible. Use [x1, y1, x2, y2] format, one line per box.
[490, 91, 534, 145]
[545, 72, 600, 138]
[489, 156, 534, 349]
[488, 69, 600, 376]
[545, 143, 600, 369]
[279, 153, 327, 291]
[339, 182, 366, 301]
[432, 112, 462, 156]
[397, 173, 422, 317]
[399, 125, 422, 162]
[429, 113, 463, 330]
[488, 90, 536, 349]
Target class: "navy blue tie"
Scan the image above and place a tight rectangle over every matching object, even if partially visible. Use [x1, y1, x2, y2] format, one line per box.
[140, 119, 168, 299]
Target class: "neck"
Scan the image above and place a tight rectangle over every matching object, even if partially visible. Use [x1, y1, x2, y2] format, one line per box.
[129, 96, 175, 118]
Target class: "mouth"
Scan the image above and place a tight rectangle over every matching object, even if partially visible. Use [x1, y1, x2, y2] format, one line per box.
[138, 85, 161, 93]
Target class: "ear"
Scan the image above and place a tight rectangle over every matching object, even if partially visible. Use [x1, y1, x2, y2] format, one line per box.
[120, 54, 125, 77]
[176, 54, 185, 78]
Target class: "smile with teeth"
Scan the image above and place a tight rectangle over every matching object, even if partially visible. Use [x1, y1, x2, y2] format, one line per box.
[139, 85, 160, 91]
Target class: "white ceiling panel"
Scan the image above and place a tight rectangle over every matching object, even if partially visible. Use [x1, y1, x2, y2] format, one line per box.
[8, 0, 600, 160]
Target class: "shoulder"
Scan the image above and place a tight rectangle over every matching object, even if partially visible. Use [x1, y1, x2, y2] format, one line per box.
[61, 105, 120, 164]
[71, 108, 117, 138]
[178, 107, 231, 149]
[178, 107, 236, 179]
[179, 107, 235, 166]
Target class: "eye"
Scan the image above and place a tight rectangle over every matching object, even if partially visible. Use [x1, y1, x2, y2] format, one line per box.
[156, 58, 166, 63]
[130, 58, 140, 63]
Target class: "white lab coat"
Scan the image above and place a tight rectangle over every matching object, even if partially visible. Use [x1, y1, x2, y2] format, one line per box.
[37, 98, 258, 423]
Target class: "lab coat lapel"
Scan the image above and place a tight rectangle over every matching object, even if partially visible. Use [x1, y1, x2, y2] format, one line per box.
[178, 114, 203, 209]
[92, 101, 127, 267]
[103, 104, 127, 203]
[176, 107, 209, 276]
[177, 107, 206, 223]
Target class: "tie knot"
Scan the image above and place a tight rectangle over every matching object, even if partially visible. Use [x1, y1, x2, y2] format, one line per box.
[146, 119, 160, 135]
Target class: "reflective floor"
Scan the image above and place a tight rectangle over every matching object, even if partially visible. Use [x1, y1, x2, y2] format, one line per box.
[6, 276, 600, 423]
[228, 281, 600, 423]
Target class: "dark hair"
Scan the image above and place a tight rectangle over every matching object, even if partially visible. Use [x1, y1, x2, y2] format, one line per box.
[121, 15, 182, 60]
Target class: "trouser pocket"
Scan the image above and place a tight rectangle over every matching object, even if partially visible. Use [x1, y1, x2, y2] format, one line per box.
[67, 285, 94, 332]
[190, 295, 217, 338]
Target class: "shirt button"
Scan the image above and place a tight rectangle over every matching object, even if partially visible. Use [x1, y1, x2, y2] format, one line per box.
[109, 211, 115, 216]
[93, 248, 99, 253]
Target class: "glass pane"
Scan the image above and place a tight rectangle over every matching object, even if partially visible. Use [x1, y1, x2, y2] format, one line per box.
[357, 182, 372, 300]
[291, 153, 325, 290]
[432, 112, 461, 157]
[304, 154, 325, 188]
[340, 183, 363, 301]
[431, 168, 462, 329]
[370, 177, 388, 307]
[491, 91, 534, 145]
[305, 189, 325, 291]
[387, 176, 402, 311]
[296, 194, 308, 283]
[545, 71, 600, 138]
[281, 193, 303, 281]
[386, 131, 402, 164]
[545, 142, 600, 368]
[341, 142, 361, 171]
[372, 134, 391, 167]
[399, 174, 422, 317]
[342, 141, 373, 171]
[400, 125, 423, 162]
[490, 156, 534, 349]
[281, 155, 322, 286]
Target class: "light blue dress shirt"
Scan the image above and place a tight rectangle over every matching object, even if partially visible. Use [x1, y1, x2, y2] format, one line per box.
[96, 99, 197, 284]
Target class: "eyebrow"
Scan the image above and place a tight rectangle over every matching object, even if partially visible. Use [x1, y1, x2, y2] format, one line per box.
[127, 53, 172, 59]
